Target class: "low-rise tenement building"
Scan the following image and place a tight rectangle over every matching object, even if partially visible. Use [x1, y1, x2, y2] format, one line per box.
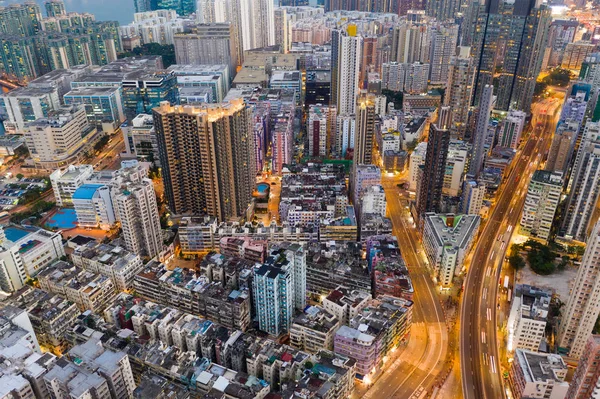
[0, 225, 66, 292]
[177, 218, 318, 257]
[322, 286, 371, 326]
[280, 350, 356, 399]
[66, 337, 136, 399]
[566, 335, 600, 399]
[7, 286, 79, 355]
[199, 251, 256, 289]
[520, 170, 563, 243]
[219, 237, 267, 263]
[0, 313, 57, 399]
[360, 213, 393, 241]
[71, 240, 144, 291]
[37, 261, 116, 312]
[509, 350, 569, 399]
[290, 305, 340, 352]
[279, 163, 349, 227]
[507, 285, 551, 353]
[366, 235, 414, 300]
[133, 261, 251, 331]
[334, 296, 413, 379]
[422, 213, 480, 286]
[318, 206, 358, 242]
[305, 241, 371, 297]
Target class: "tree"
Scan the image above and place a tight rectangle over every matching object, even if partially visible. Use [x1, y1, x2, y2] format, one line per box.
[508, 244, 525, 270]
[16, 173, 23, 180]
[542, 67, 574, 87]
[94, 135, 110, 152]
[524, 240, 558, 275]
[534, 81, 548, 97]
[382, 89, 403, 109]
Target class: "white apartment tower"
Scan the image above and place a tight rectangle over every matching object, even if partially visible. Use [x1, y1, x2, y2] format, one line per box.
[498, 110, 527, 149]
[562, 141, 600, 241]
[469, 84, 494, 177]
[332, 28, 362, 115]
[111, 161, 163, 259]
[382, 62, 407, 91]
[461, 179, 485, 215]
[428, 23, 459, 85]
[520, 170, 563, 242]
[558, 220, 600, 358]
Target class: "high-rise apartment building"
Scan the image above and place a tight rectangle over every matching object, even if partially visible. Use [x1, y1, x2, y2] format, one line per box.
[391, 23, 430, 64]
[428, 23, 458, 85]
[558, 221, 600, 358]
[562, 141, 600, 241]
[44, 0, 66, 17]
[153, 100, 256, 221]
[253, 243, 306, 336]
[416, 124, 450, 217]
[233, 0, 274, 53]
[354, 92, 376, 165]
[566, 335, 600, 399]
[498, 110, 527, 149]
[506, 285, 550, 353]
[520, 170, 563, 243]
[404, 62, 430, 94]
[461, 179, 485, 215]
[307, 105, 335, 157]
[445, 47, 475, 137]
[545, 122, 578, 175]
[470, 0, 550, 111]
[469, 84, 494, 177]
[174, 23, 238, 74]
[111, 161, 163, 259]
[426, 0, 461, 21]
[331, 28, 362, 115]
[382, 62, 407, 92]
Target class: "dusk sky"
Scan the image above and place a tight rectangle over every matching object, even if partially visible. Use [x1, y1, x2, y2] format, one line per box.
[2, 0, 135, 24]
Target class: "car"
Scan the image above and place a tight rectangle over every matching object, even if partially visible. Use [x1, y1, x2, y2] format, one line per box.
[271, 182, 276, 185]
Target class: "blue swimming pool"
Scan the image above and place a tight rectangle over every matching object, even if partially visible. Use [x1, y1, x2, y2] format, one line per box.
[257, 183, 269, 194]
[4, 226, 31, 242]
[45, 209, 77, 229]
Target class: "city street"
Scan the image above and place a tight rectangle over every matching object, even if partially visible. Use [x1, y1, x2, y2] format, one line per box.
[355, 175, 449, 399]
[460, 98, 560, 399]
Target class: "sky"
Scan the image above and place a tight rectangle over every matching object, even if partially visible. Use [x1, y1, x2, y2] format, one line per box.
[2, 0, 135, 25]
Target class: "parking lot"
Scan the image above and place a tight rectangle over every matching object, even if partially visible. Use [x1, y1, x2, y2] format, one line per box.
[0, 177, 47, 210]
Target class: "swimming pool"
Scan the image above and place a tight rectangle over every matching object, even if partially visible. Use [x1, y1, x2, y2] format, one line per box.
[257, 183, 269, 194]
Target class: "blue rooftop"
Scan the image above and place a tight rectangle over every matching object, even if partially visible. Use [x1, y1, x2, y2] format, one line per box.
[72, 184, 104, 200]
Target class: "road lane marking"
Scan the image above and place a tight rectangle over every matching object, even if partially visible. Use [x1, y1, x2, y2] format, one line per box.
[487, 308, 491, 321]
[489, 250, 495, 260]
[482, 288, 487, 300]
[490, 356, 497, 374]
[481, 331, 486, 344]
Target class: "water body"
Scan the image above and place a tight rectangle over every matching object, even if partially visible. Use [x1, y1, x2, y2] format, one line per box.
[1, 0, 135, 25]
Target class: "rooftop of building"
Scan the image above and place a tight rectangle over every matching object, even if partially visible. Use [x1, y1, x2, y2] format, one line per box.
[72, 184, 104, 200]
[1, 85, 57, 98]
[324, 286, 370, 309]
[424, 213, 480, 250]
[515, 349, 567, 384]
[167, 64, 229, 74]
[64, 86, 120, 96]
[44, 357, 107, 397]
[7, 287, 77, 322]
[26, 105, 87, 129]
[531, 170, 563, 186]
[292, 306, 339, 333]
[223, 87, 296, 104]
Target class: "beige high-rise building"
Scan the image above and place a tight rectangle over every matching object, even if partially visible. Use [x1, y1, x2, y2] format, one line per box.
[354, 92, 376, 165]
[545, 122, 577, 175]
[558, 220, 600, 358]
[444, 46, 474, 138]
[153, 100, 256, 222]
[174, 23, 238, 74]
